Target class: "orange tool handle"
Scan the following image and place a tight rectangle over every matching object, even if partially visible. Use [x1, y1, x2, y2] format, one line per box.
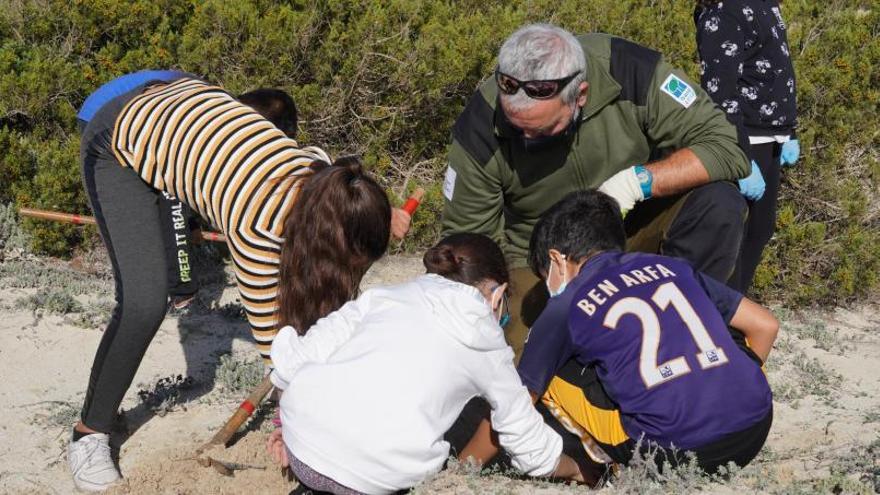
[18, 207, 226, 243]
[401, 187, 425, 216]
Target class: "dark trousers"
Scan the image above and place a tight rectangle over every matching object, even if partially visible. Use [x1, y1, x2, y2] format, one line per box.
[624, 180, 747, 284]
[158, 192, 197, 297]
[79, 88, 171, 432]
[77, 121, 196, 299]
[729, 142, 781, 293]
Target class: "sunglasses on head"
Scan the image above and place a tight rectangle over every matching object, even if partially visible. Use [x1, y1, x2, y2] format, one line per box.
[495, 69, 582, 100]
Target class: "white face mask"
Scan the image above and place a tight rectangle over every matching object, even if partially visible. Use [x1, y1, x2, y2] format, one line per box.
[546, 260, 569, 298]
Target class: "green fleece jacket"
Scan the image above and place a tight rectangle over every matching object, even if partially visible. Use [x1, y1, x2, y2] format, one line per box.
[441, 33, 750, 269]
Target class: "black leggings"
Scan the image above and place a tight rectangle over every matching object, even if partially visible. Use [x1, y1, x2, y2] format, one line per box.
[79, 88, 172, 433]
[158, 192, 197, 298]
[729, 142, 781, 293]
[78, 119, 196, 300]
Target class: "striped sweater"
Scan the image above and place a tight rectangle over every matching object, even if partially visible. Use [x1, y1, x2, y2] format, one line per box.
[111, 78, 330, 361]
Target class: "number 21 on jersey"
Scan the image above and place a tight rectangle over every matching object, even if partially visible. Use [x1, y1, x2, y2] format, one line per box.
[603, 281, 729, 388]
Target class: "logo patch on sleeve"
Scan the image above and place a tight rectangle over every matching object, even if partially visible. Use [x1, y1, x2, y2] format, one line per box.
[660, 74, 697, 108]
[443, 166, 457, 201]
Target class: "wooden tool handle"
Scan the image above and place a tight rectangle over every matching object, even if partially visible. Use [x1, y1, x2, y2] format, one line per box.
[18, 207, 96, 225]
[193, 229, 228, 243]
[18, 206, 227, 243]
[204, 375, 274, 449]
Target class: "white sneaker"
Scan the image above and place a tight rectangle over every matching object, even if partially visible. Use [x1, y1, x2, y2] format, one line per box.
[68, 433, 121, 492]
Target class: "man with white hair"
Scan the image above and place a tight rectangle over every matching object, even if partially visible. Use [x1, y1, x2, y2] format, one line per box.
[442, 23, 751, 361]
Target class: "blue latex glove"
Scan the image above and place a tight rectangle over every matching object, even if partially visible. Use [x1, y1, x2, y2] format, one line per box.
[780, 139, 800, 166]
[738, 160, 766, 201]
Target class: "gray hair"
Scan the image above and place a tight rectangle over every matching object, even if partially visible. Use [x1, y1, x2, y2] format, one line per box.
[497, 23, 587, 112]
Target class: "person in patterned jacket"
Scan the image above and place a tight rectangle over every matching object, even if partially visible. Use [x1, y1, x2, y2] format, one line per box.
[695, 0, 800, 293]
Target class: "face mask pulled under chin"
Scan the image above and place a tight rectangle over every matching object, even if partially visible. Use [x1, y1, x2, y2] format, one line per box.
[520, 107, 580, 152]
[546, 262, 569, 298]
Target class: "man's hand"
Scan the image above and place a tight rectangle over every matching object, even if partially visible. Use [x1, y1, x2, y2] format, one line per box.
[738, 160, 766, 201]
[598, 167, 644, 213]
[780, 139, 800, 167]
[266, 429, 289, 468]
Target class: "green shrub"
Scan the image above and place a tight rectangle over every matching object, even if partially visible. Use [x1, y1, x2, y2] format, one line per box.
[214, 353, 263, 396]
[0, 202, 29, 253]
[0, 0, 877, 306]
[15, 288, 83, 315]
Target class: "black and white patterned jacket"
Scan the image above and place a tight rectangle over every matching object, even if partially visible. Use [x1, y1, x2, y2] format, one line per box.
[695, 0, 797, 148]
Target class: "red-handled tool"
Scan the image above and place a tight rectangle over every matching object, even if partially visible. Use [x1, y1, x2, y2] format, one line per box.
[18, 207, 227, 243]
[401, 187, 425, 216]
[196, 375, 274, 473]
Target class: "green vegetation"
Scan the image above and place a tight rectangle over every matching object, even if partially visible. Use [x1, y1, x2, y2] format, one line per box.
[28, 400, 81, 429]
[769, 346, 844, 406]
[0, 202, 29, 254]
[64, 299, 115, 329]
[214, 353, 263, 396]
[418, 436, 880, 494]
[0, 0, 877, 305]
[15, 288, 84, 315]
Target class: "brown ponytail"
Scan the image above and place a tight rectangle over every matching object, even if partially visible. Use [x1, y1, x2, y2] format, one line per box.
[276, 156, 391, 334]
[423, 233, 509, 287]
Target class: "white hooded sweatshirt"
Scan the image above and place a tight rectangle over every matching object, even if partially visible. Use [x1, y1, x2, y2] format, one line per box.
[270, 274, 563, 494]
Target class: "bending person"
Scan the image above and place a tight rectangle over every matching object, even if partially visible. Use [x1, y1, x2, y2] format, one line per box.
[442, 23, 751, 362]
[78, 70, 306, 310]
[70, 76, 391, 492]
[462, 190, 778, 476]
[267, 234, 584, 494]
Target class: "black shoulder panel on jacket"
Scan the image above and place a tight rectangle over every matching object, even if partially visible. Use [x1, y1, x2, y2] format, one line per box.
[452, 91, 499, 167]
[609, 37, 662, 106]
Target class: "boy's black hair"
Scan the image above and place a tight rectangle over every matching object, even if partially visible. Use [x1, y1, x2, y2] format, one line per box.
[527, 189, 626, 278]
[238, 88, 298, 138]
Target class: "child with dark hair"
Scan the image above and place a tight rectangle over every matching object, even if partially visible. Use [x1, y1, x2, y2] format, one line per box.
[267, 233, 585, 494]
[462, 190, 779, 476]
[239, 88, 299, 138]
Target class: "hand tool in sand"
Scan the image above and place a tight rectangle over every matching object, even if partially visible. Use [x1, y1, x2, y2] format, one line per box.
[196, 375, 275, 476]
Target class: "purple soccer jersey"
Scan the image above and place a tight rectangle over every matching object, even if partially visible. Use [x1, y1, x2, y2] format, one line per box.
[518, 251, 772, 450]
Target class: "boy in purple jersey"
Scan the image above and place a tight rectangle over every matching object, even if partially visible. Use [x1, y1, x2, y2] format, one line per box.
[461, 190, 778, 477]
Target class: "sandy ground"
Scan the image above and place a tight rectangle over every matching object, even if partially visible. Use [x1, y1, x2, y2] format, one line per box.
[0, 250, 877, 494]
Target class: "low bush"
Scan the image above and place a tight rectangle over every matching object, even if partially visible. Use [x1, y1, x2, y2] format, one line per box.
[0, 0, 877, 306]
[214, 353, 263, 396]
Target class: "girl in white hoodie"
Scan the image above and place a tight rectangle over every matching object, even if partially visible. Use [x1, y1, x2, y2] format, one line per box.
[267, 233, 584, 494]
